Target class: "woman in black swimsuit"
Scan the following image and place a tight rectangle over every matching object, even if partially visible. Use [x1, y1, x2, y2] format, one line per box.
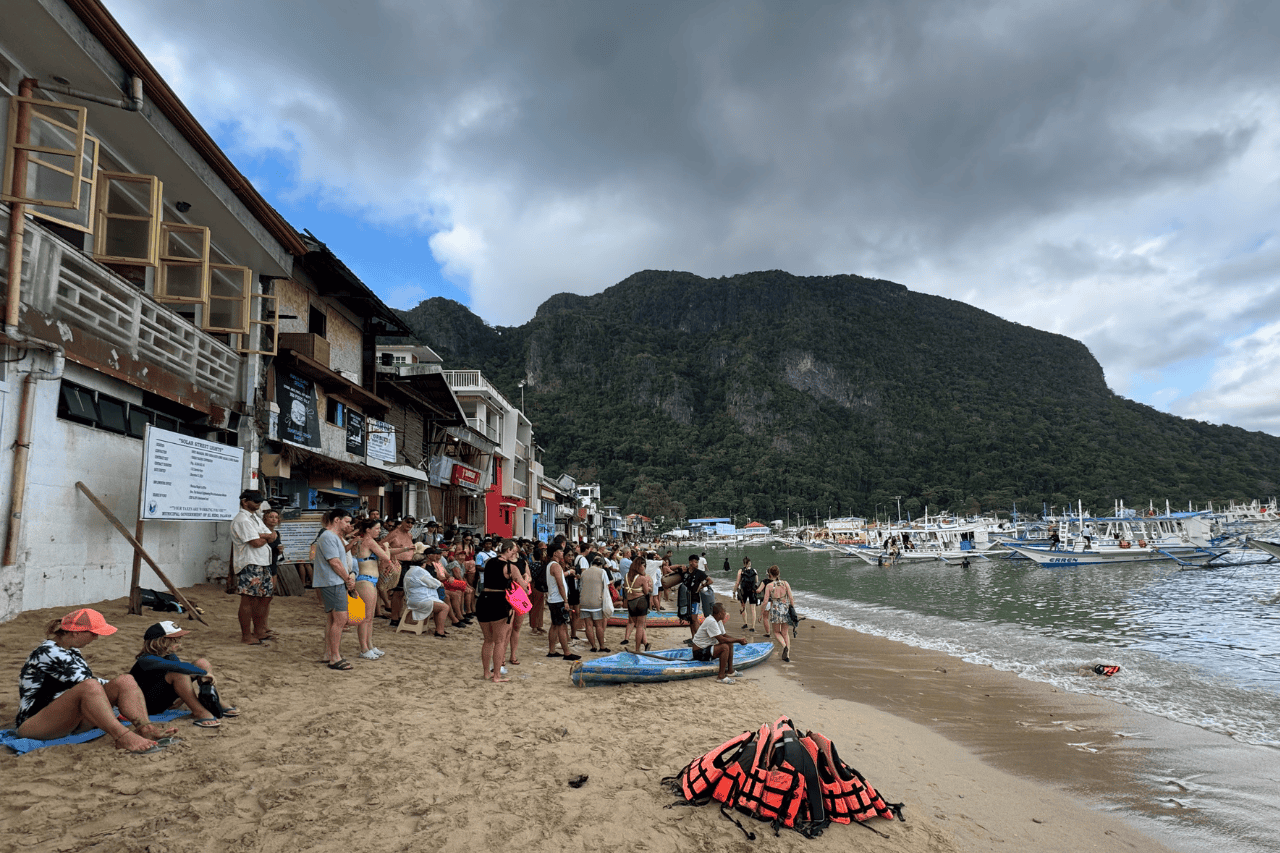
[478, 539, 518, 683]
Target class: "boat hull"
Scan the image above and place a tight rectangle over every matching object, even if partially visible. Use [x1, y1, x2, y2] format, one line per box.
[1003, 542, 1207, 566]
[570, 642, 775, 686]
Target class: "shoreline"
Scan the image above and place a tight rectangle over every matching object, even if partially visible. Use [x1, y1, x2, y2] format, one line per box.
[0, 586, 1180, 853]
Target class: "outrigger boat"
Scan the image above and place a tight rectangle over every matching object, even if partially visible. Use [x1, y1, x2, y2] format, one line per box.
[1003, 540, 1215, 566]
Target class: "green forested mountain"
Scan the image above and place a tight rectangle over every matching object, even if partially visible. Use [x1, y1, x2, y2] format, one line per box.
[398, 270, 1280, 522]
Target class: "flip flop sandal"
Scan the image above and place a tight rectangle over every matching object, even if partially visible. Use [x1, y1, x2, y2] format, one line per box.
[327, 658, 354, 670]
[193, 718, 221, 728]
[219, 707, 241, 717]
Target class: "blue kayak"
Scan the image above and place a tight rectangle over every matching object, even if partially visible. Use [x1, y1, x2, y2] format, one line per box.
[570, 642, 775, 687]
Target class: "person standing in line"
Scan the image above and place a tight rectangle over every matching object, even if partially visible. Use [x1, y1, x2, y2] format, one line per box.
[578, 556, 612, 653]
[313, 509, 357, 670]
[230, 490, 277, 645]
[352, 518, 392, 661]
[478, 539, 519, 683]
[733, 556, 760, 633]
[761, 564, 796, 662]
[544, 545, 579, 661]
[645, 551, 664, 612]
[505, 544, 533, 666]
[527, 542, 548, 635]
[622, 558, 652, 650]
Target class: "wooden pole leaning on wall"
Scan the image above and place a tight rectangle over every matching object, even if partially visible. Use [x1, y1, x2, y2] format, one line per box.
[75, 481, 209, 625]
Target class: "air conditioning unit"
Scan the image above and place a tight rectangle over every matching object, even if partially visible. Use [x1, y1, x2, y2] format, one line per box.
[279, 333, 331, 368]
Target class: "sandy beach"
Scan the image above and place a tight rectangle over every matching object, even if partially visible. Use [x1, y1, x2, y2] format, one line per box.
[0, 586, 1179, 853]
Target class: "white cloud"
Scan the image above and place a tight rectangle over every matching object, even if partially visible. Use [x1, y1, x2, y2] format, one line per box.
[105, 0, 1280, 432]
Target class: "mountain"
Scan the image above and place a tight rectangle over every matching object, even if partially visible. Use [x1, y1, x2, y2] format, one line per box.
[397, 270, 1280, 522]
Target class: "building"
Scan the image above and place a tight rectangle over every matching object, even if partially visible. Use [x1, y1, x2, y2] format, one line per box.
[1, 0, 304, 616]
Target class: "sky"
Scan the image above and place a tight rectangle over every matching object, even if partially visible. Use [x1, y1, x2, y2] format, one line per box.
[105, 0, 1280, 435]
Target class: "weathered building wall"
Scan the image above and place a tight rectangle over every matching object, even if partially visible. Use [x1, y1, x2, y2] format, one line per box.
[2, 365, 231, 619]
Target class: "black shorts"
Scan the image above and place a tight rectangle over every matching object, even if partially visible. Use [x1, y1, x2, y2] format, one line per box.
[737, 591, 759, 605]
[476, 592, 511, 623]
[549, 602, 568, 626]
[692, 644, 713, 662]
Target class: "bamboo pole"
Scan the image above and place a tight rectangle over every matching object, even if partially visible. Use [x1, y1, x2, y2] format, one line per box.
[75, 481, 208, 625]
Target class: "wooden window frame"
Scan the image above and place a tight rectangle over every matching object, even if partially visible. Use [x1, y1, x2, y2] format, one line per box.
[93, 171, 163, 266]
[2, 95, 88, 209]
[203, 262, 252, 334]
[29, 135, 98, 233]
[240, 290, 279, 356]
[154, 221, 211, 305]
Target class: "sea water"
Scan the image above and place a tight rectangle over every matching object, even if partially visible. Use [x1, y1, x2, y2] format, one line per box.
[711, 545, 1280, 853]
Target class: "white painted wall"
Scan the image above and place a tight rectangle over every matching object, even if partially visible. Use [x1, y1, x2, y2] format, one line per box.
[0, 368, 232, 621]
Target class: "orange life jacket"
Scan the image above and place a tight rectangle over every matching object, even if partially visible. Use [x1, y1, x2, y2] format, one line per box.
[668, 716, 904, 839]
[806, 729, 903, 823]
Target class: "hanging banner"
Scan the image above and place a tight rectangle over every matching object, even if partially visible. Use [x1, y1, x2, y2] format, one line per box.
[140, 425, 244, 521]
[276, 371, 321, 448]
[366, 418, 396, 463]
[345, 409, 365, 455]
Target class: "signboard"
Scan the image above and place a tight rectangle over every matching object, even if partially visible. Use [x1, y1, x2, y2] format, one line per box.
[276, 371, 321, 448]
[276, 520, 322, 563]
[451, 463, 481, 486]
[345, 410, 365, 455]
[366, 418, 396, 463]
[140, 425, 244, 521]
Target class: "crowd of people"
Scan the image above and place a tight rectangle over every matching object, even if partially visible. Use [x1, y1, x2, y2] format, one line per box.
[10, 499, 803, 753]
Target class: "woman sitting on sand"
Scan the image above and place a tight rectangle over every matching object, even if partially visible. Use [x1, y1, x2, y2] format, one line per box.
[14, 609, 177, 753]
[622, 558, 652, 650]
[761, 565, 796, 662]
[352, 519, 393, 660]
[129, 620, 240, 728]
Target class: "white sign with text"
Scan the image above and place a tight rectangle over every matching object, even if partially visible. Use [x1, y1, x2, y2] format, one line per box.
[140, 425, 243, 521]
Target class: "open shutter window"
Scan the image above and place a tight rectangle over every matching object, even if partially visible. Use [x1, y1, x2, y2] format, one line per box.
[2, 96, 88, 209]
[93, 172, 163, 265]
[155, 221, 210, 305]
[240, 290, 278, 355]
[29, 135, 98, 233]
[204, 263, 252, 334]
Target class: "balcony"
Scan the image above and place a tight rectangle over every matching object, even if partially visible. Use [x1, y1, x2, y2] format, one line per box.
[508, 479, 529, 500]
[2, 214, 240, 402]
[465, 417, 500, 443]
[442, 369, 517, 412]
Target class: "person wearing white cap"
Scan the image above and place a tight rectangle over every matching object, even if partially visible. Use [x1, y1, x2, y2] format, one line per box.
[14, 609, 177, 753]
[129, 621, 240, 728]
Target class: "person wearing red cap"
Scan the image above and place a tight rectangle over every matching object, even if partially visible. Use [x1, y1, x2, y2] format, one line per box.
[129, 621, 241, 728]
[14, 609, 176, 753]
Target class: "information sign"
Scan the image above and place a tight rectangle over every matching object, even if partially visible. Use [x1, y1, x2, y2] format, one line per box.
[140, 425, 243, 521]
[276, 520, 322, 563]
[366, 418, 396, 463]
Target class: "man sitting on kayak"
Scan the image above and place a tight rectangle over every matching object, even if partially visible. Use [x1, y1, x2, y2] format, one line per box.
[691, 602, 748, 685]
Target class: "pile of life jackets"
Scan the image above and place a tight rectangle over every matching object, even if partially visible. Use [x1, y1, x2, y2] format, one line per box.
[663, 716, 905, 839]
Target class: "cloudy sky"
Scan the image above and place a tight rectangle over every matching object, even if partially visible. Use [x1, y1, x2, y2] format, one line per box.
[106, 1, 1280, 434]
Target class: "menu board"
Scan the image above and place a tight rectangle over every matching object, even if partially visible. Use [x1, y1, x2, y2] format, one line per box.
[140, 425, 244, 521]
[276, 520, 322, 563]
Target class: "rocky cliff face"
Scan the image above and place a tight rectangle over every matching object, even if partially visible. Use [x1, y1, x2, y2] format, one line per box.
[398, 270, 1279, 519]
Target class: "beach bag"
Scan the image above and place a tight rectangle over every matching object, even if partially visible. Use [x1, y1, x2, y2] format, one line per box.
[506, 584, 533, 614]
[601, 588, 615, 618]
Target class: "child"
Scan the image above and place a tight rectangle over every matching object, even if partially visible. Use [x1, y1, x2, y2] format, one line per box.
[129, 621, 240, 728]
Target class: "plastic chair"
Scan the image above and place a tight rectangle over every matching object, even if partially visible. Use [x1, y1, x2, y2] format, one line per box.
[395, 607, 432, 635]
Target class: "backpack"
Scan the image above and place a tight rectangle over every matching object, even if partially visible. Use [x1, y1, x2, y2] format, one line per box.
[739, 567, 758, 597]
[663, 716, 903, 840]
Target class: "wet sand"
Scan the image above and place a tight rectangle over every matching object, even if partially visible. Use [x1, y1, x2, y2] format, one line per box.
[770, 614, 1276, 853]
[0, 586, 1180, 853]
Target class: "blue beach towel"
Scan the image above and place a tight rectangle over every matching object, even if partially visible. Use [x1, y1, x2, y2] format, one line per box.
[0, 707, 190, 755]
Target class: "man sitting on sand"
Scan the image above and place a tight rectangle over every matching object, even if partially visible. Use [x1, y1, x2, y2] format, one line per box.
[691, 602, 747, 684]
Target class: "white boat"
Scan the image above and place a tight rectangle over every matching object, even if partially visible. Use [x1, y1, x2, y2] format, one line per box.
[1003, 541, 1214, 566]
